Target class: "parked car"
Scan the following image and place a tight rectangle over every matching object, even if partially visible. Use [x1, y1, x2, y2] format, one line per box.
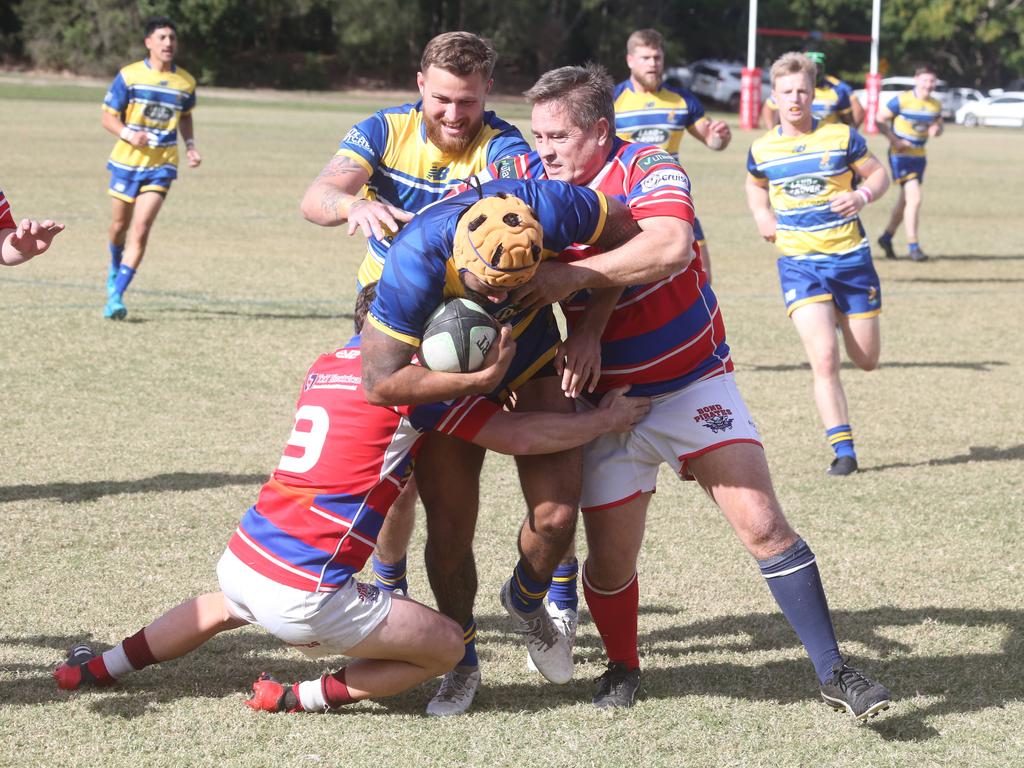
[947, 87, 985, 118]
[683, 59, 770, 110]
[663, 65, 693, 90]
[852, 76, 953, 118]
[955, 92, 1024, 127]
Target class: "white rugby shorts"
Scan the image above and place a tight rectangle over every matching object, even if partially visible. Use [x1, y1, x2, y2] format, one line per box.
[579, 373, 762, 512]
[217, 549, 391, 658]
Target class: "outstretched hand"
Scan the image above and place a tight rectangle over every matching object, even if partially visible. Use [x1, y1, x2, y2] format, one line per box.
[2, 218, 65, 265]
[347, 199, 414, 240]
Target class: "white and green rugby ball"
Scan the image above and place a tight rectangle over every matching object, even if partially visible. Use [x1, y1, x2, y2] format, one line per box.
[418, 298, 498, 373]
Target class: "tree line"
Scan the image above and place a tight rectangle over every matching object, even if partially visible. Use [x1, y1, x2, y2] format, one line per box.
[3, 0, 1021, 90]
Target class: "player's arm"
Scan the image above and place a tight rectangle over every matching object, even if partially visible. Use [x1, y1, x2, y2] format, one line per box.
[101, 108, 149, 149]
[299, 154, 413, 238]
[557, 286, 622, 398]
[929, 114, 944, 138]
[178, 112, 201, 168]
[848, 94, 866, 128]
[687, 117, 731, 151]
[361, 322, 515, 406]
[1, 218, 65, 266]
[873, 105, 912, 151]
[745, 175, 776, 242]
[471, 386, 650, 455]
[830, 155, 889, 217]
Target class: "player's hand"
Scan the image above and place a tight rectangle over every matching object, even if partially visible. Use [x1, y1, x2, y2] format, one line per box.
[127, 130, 151, 148]
[510, 260, 575, 314]
[186, 147, 202, 168]
[556, 330, 602, 398]
[890, 137, 913, 151]
[347, 199, 414, 240]
[474, 324, 516, 391]
[707, 120, 731, 150]
[10, 218, 65, 257]
[830, 191, 864, 217]
[754, 211, 777, 243]
[596, 386, 650, 432]
[929, 122, 943, 138]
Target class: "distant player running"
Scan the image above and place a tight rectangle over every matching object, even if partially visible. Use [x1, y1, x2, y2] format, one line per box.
[0, 186, 64, 266]
[612, 28, 730, 283]
[101, 16, 200, 320]
[53, 285, 649, 712]
[875, 65, 943, 261]
[746, 52, 890, 477]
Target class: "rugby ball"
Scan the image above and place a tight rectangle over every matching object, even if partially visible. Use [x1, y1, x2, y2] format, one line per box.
[418, 298, 498, 373]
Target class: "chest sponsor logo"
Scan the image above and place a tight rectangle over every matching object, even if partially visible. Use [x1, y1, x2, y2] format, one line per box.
[782, 176, 827, 198]
[143, 103, 174, 122]
[342, 127, 374, 154]
[334, 349, 360, 360]
[640, 169, 690, 193]
[495, 157, 521, 179]
[305, 372, 361, 391]
[693, 404, 734, 433]
[427, 165, 450, 181]
[912, 121, 931, 133]
[632, 127, 670, 145]
[636, 151, 679, 171]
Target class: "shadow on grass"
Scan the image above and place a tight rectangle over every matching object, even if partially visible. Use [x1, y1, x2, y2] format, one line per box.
[4, 605, 1021, 742]
[887, 276, 1024, 284]
[862, 443, 1024, 472]
[920, 254, 1024, 262]
[155, 306, 350, 322]
[740, 360, 1009, 373]
[0, 471, 266, 504]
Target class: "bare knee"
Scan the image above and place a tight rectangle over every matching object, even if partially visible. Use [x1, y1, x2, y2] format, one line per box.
[525, 503, 577, 546]
[734, 505, 797, 559]
[432, 617, 465, 673]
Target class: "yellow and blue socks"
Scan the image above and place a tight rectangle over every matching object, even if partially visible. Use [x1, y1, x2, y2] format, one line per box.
[459, 618, 478, 667]
[372, 555, 408, 594]
[827, 424, 856, 461]
[508, 560, 549, 614]
[759, 538, 842, 683]
[548, 559, 579, 612]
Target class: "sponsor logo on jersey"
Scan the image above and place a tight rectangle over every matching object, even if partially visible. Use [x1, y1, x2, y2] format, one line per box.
[334, 349, 360, 360]
[427, 165, 450, 181]
[144, 103, 174, 122]
[819, 151, 832, 169]
[637, 151, 679, 171]
[342, 127, 373, 155]
[693, 403, 734, 433]
[495, 158, 520, 179]
[640, 169, 690, 193]
[305, 372, 361, 391]
[632, 127, 671, 145]
[793, 145, 806, 154]
[782, 176, 827, 198]
[492, 305, 519, 324]
[913, 121, 931, 133]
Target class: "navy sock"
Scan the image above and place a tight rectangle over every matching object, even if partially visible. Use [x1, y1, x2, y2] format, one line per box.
[509, 560, 548, 614]
[112, 265, 136, 296]
[759, 539, 842, 683]
[108, 243, 124, 272]
[371, 555, 408, 594]
[826, 424, 856, 460]
[548, 559, 579, 612]
[458, 618, 478, 667]
[878, 232, 892, 244]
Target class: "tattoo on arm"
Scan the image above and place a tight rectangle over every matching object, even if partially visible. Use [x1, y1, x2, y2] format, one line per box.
[361, 325, 415, 396]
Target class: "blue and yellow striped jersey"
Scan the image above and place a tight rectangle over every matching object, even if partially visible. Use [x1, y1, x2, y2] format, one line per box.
[885, 90, 942, 156]
[103, 60, 196, 176]
[612, 80, 705, 160]
[747, 121, 873, 260]
[336, 103, 529, 286]
[764, 76, 854, 125]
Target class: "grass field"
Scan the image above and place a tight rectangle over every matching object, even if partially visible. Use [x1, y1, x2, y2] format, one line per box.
[1, 78, 1022, 768]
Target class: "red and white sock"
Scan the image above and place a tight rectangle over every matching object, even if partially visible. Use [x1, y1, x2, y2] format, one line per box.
[583, 563, 640, 669]
[102, 628, 159, 679]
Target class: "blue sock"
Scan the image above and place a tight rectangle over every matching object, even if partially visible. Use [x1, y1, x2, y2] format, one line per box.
[759, 539, 842, 683]
[108, 243, 124, 272]
[509, 560, 548, 614]
[458, 618, 478, 667]
[372, 555, 408, 594]
[826, 424, 856, 460]
[878, 232, 892, 245]
[112, 265, 136, 297]
[908, 242, 920, 253]
[548, 559, 579, 612]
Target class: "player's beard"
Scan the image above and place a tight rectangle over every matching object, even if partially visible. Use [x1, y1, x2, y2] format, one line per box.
[424, 113, 481, 154]
[634, 72, 661, 92]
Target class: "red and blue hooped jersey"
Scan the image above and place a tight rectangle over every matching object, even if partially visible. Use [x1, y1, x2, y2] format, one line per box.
[0, 188, 14, 230]
[486, 142, 732, 396]
[367, 178, 609, 401]
[227, 336, 498, 593]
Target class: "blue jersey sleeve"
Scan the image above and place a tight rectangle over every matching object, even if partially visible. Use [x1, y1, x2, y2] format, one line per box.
[833, 81, 852, 111]
[846, 127, 869, 164]
[338, 112, 387, 170]
[885, 94, 901, 115]
[746, 147, 765, 178]
[182, 88, 196, 113]
[103, 73, 128, 114]
[484, 125, 531, 165]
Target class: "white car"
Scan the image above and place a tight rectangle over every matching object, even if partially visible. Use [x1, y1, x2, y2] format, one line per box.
[852, 76, 953, 118]
[684, 59, 770, 111]
[955, 92, 1024, 127]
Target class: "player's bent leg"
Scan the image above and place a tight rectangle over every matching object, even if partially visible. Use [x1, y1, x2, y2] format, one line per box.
[373, 477, 418, 595]
[790, 302, 848, 428]
[121, 190, 166, 271]
[838, 315, 880, 372]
